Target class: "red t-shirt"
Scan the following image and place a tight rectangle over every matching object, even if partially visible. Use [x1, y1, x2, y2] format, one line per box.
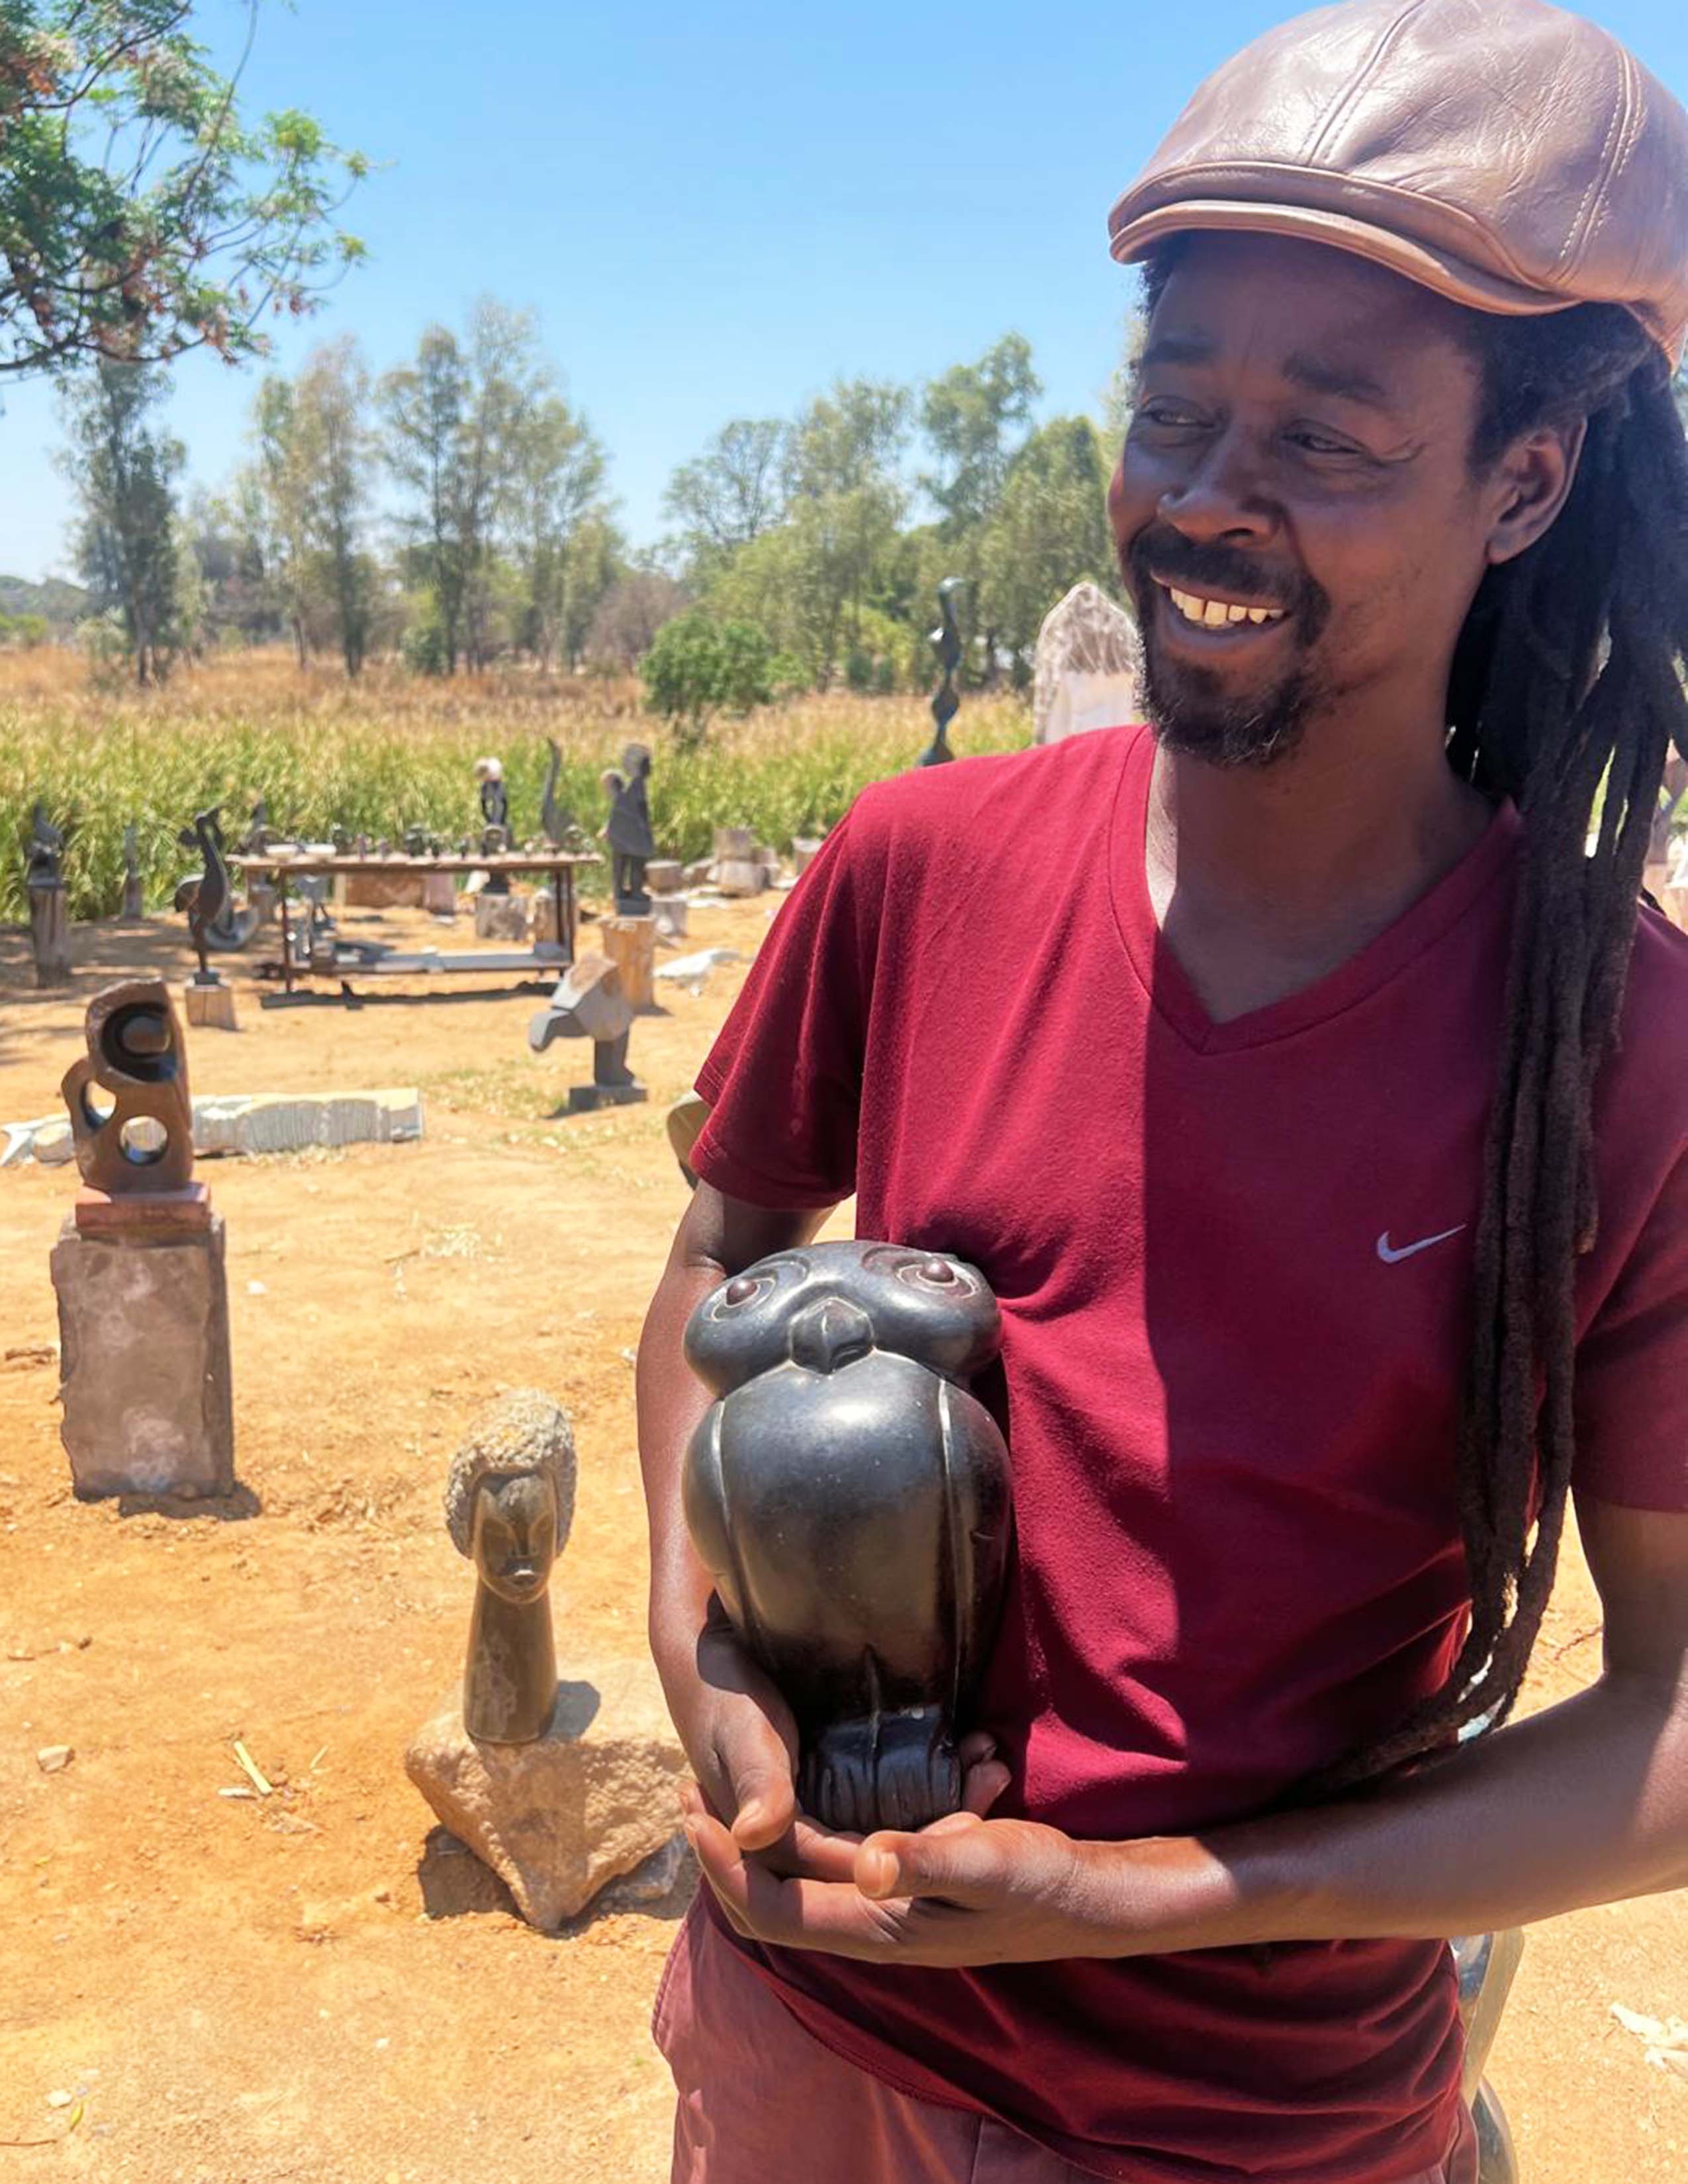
[689, 725, 1688, 2184]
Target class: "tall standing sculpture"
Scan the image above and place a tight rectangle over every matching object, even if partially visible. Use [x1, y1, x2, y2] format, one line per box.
[174, 808, 231, 985]
[916, 577, 966, 768]
[24, 801, 70, 985]
[120, 822, 145, 921]
[602, 744, 655, 914]
[539, 737, 582, 848]
[475, 756, 512, 895]
[683, 1240, 1012, 1832]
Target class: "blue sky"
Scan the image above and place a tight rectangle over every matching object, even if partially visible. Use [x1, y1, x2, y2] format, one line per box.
[5, 0, 1685, 583]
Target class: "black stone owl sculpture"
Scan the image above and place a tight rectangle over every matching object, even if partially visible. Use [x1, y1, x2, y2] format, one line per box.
[682, 1240, 1012, 1835]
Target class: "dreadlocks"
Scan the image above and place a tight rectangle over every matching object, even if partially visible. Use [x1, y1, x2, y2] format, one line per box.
[1138, 244, 1688, 1791]
[1332, 306, 1688, 1787]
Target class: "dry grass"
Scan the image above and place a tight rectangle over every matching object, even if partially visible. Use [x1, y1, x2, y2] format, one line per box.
[0, 647, 1031, 919]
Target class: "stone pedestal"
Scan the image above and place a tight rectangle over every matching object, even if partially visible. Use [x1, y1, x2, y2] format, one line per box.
[475, 891, 530, 942]
[600, 915, 657, 1011]
[28, 886, 71, 987]
[184, 979, 239, 1031]
[651, 892, 688, 942]
[422, 873, 457, 915]
[792, 836, 824, 876]
[120, 872, 146, 921]
[712, 826, 766, 897]
[646, 859, 684, 894]
[51, 1208, 235, 1499]
[405, 1654, 688, 1929]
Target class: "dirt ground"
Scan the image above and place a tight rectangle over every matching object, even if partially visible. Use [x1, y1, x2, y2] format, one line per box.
[1, 889, 1684, 2184]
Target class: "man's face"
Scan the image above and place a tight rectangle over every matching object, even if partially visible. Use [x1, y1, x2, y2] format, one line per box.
[1110, 234, 1505, 768]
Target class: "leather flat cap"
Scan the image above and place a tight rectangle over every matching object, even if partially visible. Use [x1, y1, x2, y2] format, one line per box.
[1108, 0, 1688, 364]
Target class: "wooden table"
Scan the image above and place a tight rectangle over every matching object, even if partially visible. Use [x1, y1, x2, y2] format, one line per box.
[231, 852, 594, 998]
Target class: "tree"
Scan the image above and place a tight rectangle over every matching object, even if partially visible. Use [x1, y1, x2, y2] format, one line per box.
[59, 356, 185, 682]
[249, 373, 312, 662]
[0, 1, 367, 378]
[920, 334, 1041, 532]
[511, 390, 611, 669]
[379, 300, 546, 672]
[981, 416, 1121, 683]
[293, 336, 373, 674]
[663, 417, 786, 576]
[586, 567, 688, 671]
[642, 608, 775, 743]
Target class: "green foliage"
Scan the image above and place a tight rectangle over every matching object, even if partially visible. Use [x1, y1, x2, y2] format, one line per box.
[0, 610, 48, 647]
[59, 357, 187, 682]
[641, 610, 776, 739]
[0, 682, 1031, 920]
[0, 0, 366, 377]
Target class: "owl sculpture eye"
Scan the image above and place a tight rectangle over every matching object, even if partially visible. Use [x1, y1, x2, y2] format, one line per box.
[682, 1239, 1013, 1833]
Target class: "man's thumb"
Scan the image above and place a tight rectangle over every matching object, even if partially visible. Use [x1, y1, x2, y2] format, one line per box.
[725, 1734, 796, 1850]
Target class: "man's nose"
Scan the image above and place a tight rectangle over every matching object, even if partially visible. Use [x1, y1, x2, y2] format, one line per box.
[1158, 426, 1276, 545]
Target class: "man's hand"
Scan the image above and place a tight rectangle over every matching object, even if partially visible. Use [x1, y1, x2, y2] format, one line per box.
[684, 1799, 1219, 1965]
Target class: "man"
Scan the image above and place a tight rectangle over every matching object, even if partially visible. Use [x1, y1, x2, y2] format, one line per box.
[636, 4, 1688, 2179]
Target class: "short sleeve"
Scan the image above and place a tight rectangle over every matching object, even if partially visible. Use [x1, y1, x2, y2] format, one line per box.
[690, 802, 884, 1210]
[1573, 1150, 1688, 1510]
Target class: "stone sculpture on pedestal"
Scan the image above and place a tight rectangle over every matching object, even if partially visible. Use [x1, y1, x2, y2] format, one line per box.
[50, 979, 235, 1498]
[475, 756, 512, 893]
[25, 801, 71, 987]
[528, 954, 645, 1111]
[683, 1240, 1012, 1832]
[120, 822, 145, 920]
[602, 745, 655, 914]
[405, 1390, 687, 1928]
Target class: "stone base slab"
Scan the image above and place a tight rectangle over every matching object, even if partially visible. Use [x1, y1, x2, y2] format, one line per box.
[405, 1655, 688, 1929]
[475, 893, 530, 942]
[52, 1213, 235, 1499]
[184, 981, 239, 1031]
[567, 1081, 647, 1113]
[74, 1183, 212, 1238]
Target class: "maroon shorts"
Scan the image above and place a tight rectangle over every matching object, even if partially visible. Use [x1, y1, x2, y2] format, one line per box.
[654, 1897, 1479, 2184]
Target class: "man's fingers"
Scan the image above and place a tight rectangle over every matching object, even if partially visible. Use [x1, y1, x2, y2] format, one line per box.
[855, 1814, 1000, 1902]
[719, 1733, 798, 1850]
[962, 1760, 1012, 1816]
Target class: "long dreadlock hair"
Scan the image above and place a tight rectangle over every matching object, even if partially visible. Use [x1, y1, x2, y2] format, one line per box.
[1138, 244, 1688, 1790]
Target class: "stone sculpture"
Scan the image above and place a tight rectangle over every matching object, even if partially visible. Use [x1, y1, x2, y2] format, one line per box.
[174, 809, 231, 984]
[602, 744, 655, 913]
[444, 1389, 577, 1743]
[120, 823, 144, 920]
[476, 757, 512, 893]
[539, 737, 583, 850]
[1032, 582, 1141, 744]
[528, 954, 645, 1110]
[61, 979, 195, 1195]
[24, 801, 70, 986]
[51, 978, 234, 1498]
[916, 578, 966, 768]
[683, 1240, 1012, 1832]
[406, 1390, 688, 1927]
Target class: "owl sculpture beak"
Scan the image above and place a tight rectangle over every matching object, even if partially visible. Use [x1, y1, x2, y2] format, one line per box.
[788, 1296, 875, 1375]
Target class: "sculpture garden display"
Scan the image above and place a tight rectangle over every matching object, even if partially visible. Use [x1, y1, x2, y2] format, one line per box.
[682, 1240, 1012, 1832]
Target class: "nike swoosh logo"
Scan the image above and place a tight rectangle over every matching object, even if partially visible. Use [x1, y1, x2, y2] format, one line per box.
[1377, 1224, 1467, 1265]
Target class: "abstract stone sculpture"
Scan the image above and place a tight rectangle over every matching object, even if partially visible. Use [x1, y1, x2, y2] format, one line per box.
[24, 801, 70, 986]
[528, 954, 645, 1111]
[174, 808, 231, 981]
[61, 979, 195, 1196]
[444, 1390, 577, 1743]
[603, 744, 655, 914]
[539, 737, 583, 850]
[26, 800, 63, 887]
[916, 578, 966, 768]
[683, 1240, 1012, 1833]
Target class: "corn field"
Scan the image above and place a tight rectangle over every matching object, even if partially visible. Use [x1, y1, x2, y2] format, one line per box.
[0, 650, 1031, 922]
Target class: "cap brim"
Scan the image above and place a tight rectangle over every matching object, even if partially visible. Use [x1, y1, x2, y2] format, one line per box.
[1109, 197, 1583, 328]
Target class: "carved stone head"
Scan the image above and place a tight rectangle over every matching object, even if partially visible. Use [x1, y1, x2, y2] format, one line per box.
[444, 1390, 577, 1604]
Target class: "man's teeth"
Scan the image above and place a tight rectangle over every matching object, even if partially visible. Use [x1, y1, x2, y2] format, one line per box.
[1165, 586, 1286, 629]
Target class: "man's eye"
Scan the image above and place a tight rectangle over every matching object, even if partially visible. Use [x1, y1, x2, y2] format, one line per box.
[1287, 428, 1363, 457]
[1135, 400, 1205, 430]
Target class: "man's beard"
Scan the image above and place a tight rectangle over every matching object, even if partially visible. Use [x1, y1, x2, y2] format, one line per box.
[1125, 525, 1333, 770]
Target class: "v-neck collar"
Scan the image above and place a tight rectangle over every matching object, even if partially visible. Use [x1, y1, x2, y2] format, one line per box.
[1107, 725, 1521, 1056]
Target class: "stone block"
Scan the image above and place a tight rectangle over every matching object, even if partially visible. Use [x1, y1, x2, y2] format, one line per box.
[712, 826, 757, 862]
[405, 1654, 688, 1929]
[29, 886, 71, 987]
[714, 860, 766, 897]
[192, 1089, 424, 1158]
[792, 836, 824, 876]
[651, 892, 688, 941]
[600, 915, 657, 1011]
[344, 870, 428, 910]
[645, 860, 684, 893]
[51, 1214, 234, 1499]
[184, 980, 239, 1031]
[422, 873, 457, 915]
[475, 892, 530, 942]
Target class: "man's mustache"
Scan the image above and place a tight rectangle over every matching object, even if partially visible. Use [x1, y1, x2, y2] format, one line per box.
[1124, 525, 1329, 631]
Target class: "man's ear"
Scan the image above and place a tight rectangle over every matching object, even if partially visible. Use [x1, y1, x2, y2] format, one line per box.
[1486, 417, 1586, 567]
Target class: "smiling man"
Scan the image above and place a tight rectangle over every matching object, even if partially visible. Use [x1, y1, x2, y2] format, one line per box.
[635, 4, 1688, 2180]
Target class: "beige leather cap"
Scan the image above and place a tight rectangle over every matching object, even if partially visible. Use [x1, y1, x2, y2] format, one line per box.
[1107, 0, 1688, 365]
